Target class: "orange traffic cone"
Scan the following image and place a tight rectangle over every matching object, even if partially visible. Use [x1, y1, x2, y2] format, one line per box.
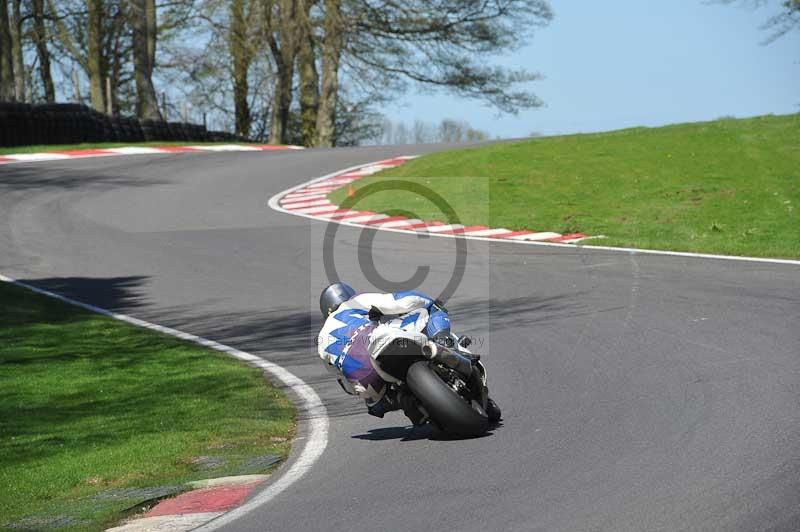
[347, 184, 356, 198]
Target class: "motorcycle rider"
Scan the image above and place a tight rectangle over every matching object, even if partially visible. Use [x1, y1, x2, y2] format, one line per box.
[317, 282, 500, 425]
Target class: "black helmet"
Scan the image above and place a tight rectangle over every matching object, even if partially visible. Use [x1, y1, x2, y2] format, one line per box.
[319, 282, 356, 317]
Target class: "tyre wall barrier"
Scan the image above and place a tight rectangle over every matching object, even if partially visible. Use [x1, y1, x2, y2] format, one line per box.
[0, 102, 248, 147]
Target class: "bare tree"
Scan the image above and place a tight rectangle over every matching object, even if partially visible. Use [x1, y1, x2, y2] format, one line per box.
[229, 0, 255, 135]
[718, 0, 800, 42]
[382, 117, 489, 145]
[345, 0, 552, 114]
[86, 0, 106, 111]
[297, 0, 319, 145]
[393, 121, 408, 144]
[412, 119, 433, 144]
[10, 0, 23, 100]
[160, 0, 275, 138]
[314, 0, 342, 146]
[0, 0, 14, 100]
[265, 0, 298, 144]
[49, 0, 134, 113]
[32, 0, 55, 102]
[131, 0, 161, 119]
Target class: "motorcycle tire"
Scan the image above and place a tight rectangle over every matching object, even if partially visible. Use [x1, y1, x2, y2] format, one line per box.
[486, 397, 502, 424]
[406, 361, 489, 437]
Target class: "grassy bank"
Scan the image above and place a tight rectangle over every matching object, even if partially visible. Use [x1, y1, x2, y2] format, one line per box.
[330, 114, 799, 258]
[0, 282, 294, 531]
[0, 141, 249, 156]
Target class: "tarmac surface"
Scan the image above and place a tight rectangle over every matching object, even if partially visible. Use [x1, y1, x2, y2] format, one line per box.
[1, 145, 798, 532]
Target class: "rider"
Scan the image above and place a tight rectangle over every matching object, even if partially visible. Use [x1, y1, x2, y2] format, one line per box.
[317, 282, 498, 424]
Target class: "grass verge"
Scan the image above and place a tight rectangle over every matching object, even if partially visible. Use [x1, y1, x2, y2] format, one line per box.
[0, 281, 294, 531]
[330, 114, 799, 259]
[0, 141, 250, 156]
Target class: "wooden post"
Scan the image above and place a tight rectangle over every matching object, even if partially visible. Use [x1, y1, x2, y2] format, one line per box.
[105, 77, 113, 115]
[72, 69, 81, 102]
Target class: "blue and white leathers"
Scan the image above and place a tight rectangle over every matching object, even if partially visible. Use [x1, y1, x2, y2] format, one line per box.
[317, 291, 450, 403]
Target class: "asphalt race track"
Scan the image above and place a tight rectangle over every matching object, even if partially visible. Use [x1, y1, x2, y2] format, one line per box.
[2, 146, 799, 532]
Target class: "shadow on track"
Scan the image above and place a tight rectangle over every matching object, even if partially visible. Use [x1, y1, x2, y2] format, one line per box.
[10, 276, 149, 314]
[352, 423, 498, 442]
[0, 164, 169, 192]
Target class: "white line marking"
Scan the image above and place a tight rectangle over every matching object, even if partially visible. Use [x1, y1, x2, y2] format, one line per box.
[187, 144, 261, 152]
[283, 192, 328, 201]
[307, 179, 353, 188]
[463, 228, 512, 237]
[425, 224, 464, 233]
[0, 273, 329, 531]
[282, 199, 332, 209]
[508, 232, 562, 241]
[315, 210, 352, 219]
[4, 152, 72, 161]
[379, 219, 424, 228]
[268, 158, 800, 267]
[293, 205, 340, 215]
[104, 147, 166, 155]
[342, 213, 389, 224]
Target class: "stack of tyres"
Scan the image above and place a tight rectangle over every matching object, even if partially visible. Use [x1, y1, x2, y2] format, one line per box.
[44, 104, 62, 144]
[177, 122, 191, 141]
[0, 103, 33, 147]
[88, 111, 105, 143]
[0, 103, 245, 147]
[129, 118, 144, 142]
[117, 117, 131, 142]
[18, 103, 34, 146]
[110, 118, 123, 142]
[0, 102, 13, 146]
[140, 119, 155, 141]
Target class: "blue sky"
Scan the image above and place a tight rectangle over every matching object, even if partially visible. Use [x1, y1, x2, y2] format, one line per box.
[382, 0, 800, 137]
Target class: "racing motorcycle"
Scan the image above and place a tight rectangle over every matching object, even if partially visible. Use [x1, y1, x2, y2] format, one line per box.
[366, 323, 501, 437]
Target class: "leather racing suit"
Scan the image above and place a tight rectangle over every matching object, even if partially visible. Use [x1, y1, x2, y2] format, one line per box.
[317, 290, 450, 413]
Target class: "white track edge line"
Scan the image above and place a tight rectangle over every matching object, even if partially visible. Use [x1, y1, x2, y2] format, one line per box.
[267, 159, 800, 267]
[0, 273, 329, 530]
[0, 145, 304, 166]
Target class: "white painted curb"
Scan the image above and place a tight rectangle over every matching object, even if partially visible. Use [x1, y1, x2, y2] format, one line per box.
[268, 159, 800, 267]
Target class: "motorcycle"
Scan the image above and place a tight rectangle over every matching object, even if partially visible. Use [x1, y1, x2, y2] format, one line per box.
[365, 320, 501, 437]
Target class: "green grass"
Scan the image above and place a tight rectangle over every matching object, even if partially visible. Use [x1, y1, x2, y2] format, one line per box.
[0, 282, 294, 531]
[330, 114, 800, 258]
[0, 141, 251, 155]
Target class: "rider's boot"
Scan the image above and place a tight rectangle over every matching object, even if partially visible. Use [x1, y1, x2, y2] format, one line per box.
[399, 390, 428, 426]
[367, 389, 401, 418]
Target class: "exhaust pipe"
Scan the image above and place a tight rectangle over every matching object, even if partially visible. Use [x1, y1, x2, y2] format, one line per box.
[423, 341, 473, 378]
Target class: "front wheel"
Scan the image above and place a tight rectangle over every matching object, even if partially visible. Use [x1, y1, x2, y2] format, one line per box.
[405, 361, 489, 437]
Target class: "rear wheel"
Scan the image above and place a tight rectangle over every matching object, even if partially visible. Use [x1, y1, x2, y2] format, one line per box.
[405, 361, 489, 437]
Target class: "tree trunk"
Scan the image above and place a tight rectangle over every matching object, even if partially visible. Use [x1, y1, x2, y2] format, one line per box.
[131, 0, 161, 120]
[267, 0, 297, 145]
[268, 56, 294, 144]
[297, 0, 318, 146]
[0, 0, 15, 101]
[87, 0, 106, 112]
[314, 0, 342, 147]
[230, 0, 251, 137]
[10, 0, 24, 101]
[32, 0, 55, 102]
[146, 0, 156, 69]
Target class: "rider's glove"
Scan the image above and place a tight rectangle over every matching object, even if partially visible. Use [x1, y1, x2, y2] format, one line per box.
[368, 306, 383, 321]
[432, 331, 455, 348]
